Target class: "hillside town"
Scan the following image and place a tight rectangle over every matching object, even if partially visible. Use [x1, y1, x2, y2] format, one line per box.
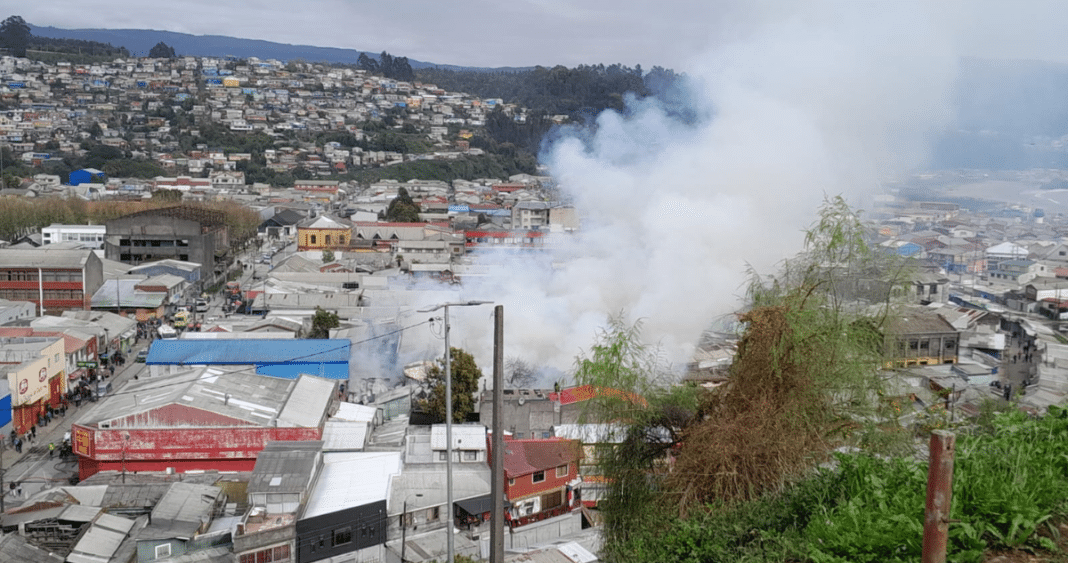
[4, 50, 1068, 563]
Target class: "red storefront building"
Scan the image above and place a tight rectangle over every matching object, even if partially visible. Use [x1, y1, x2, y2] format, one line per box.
[71, 370, 338, 480]
[0, 336, 67, 434]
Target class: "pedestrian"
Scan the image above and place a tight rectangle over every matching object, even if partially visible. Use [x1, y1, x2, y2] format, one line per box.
[14, 438, 21, 453]
[48, 442, 54, 458]
[16, 482, 22, 498]
[30, 425, 36, 439]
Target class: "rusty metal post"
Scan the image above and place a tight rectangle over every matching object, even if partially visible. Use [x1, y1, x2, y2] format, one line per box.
[922, 430, 956, 563]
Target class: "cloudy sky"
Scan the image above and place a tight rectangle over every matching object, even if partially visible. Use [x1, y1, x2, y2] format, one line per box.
[14, 1, 1068, 70]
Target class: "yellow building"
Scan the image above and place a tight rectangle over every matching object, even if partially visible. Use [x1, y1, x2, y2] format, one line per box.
[297, 215, 351, 251]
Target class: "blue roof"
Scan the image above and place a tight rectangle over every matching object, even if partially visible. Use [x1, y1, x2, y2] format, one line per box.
[147, 339, 350, 365]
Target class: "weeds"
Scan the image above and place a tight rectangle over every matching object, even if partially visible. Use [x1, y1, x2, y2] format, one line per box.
[610, 406, 1068, 563]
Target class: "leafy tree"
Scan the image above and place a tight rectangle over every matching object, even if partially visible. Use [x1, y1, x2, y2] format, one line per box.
[148, 41, 177, 59]
[307, 307, 340, 339]
[384, 187, 421, 223]
[0, 15, 31, 58]
[420, 347, 482, 424]
[321, 249, 335, 263]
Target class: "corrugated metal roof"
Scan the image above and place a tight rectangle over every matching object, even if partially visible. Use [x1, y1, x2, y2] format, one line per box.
[322, 421, 368, 451]
[91, 278, 167, 308]
[277, 376, 336, 427]
[388, 466, 491, 515]
[0, 533, 64, 563]
[334, 402, 377, 423]
[60, 503, 102, 523]
[80, 368, 321, 429]
[430, 424, 486, 451]
[0, 248, 93, 268]
[248, 441, 321, 494]
[146, 339, 350, 364]
[302, 451, 401, 519]
[148, 482, 221, 538]
[503, 440, 582, 479]
[68, 513, 134, 563]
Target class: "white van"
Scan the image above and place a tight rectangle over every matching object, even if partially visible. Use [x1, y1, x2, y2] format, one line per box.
[195, 299, 209, 312]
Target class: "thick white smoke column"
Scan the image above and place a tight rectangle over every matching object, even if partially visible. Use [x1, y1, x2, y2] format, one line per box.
[463, 3, 957, 374]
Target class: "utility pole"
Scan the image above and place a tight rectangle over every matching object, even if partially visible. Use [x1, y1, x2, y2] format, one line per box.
[418, 300, 491, 563]
[490, 305, 504, 563]
[922, 431, 956, 563]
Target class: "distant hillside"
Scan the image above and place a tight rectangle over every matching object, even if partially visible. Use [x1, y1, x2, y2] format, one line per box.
[28, 24, 528, 71]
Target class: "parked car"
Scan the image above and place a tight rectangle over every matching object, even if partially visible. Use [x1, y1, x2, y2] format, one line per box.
[135, 349, 149, 363]
[195, 299, 209, 312]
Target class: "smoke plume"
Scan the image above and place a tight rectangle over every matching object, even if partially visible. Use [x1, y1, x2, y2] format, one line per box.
[455, 3, 957, 376]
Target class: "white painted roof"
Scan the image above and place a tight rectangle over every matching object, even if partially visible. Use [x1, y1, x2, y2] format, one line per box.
[303, 451, 402, 518]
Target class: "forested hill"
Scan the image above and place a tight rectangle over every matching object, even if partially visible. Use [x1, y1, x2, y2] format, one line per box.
[416, 64, 685, 116]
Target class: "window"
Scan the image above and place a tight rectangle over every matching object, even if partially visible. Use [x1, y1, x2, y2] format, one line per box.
[240, 554, 256, 563]
[438, 451, 447, 461]
[463, 450, 478, 461]
[272, 545, 290, 561]
[310, 235, 317, 245]
[508, 478, 515, 486]
[556, 463, 569, 477]
[532, 471, 545, 483]
[257, 549, 273, 563]
[428, 506, 440, 521]
[155, 544, 172, 558]
[332, 527, 352, 546]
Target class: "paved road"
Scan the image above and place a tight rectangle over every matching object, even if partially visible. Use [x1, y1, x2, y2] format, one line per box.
[0, 342, 150, 508]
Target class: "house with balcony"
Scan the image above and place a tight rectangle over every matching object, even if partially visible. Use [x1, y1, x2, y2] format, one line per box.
[500, 438, 582, 530]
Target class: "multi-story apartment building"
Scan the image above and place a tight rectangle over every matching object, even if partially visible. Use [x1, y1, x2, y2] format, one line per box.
[0, 248, 104, 314]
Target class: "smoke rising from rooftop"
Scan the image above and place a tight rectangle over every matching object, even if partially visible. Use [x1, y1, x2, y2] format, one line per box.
[456, 3, 958, 375]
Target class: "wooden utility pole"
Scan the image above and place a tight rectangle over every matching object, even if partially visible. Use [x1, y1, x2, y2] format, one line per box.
[922, 430, 956, 563]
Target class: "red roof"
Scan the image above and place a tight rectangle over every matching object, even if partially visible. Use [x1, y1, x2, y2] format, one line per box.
[500, 439, 582, 478]
[548, 384, 646, 407]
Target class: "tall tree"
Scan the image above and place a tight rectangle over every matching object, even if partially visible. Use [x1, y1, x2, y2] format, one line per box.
[307, 307, 340, 339]
[384, 187, 421, 222]
[357, 52, 378, 73]
[148, 41, 177, 58]
[420, 347, 482, 424]
[0, 15, 31, 58]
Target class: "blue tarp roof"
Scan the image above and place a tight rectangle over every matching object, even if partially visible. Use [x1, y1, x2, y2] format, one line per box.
[147, 339, 350, 365]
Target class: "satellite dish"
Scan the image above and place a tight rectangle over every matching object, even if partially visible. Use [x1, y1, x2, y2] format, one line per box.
[517, 398, 525, 406]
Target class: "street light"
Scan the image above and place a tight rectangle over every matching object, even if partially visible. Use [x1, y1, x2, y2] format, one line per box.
[417, 300, 491, 563]
[400, 493, 423, 563]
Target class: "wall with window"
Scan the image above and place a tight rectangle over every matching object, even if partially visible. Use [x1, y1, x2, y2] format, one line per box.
[295, 500, 386, 563]
[506, 461, 576, 508]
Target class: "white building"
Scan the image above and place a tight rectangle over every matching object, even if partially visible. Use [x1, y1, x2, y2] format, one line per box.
[41, 224, 106, 249]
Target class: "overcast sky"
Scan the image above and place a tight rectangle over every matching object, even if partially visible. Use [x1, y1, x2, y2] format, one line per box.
[14, 1, 1068, 70]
